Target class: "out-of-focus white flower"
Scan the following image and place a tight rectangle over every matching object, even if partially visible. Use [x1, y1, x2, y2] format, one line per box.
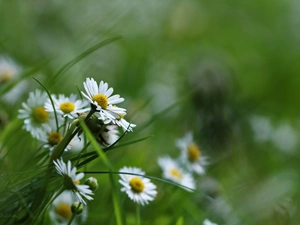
[176, 131, 206, 175]
[203, 219, 218, 225]
[157, 156, 195, 191]
[49, 191, 87, 225]
[18, 90, 56, 139]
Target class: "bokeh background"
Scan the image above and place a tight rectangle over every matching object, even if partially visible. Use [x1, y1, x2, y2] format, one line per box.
[1, 1, 300, 224]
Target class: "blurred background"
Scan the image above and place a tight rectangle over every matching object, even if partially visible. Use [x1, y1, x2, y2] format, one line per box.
[1, 0, 300, 224]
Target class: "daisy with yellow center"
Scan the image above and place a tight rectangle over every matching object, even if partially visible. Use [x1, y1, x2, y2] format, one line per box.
[0, 56, 20, 84]
[49, 191, 88, 224]
[45, 93, 89, 119]
[18, 89, 55, 139]
[81, 78, 126, 123]
[157, 156, 195, 191]
[54, 159, 94, 205]
[176, 131, 207, 175]
[119, 166, 157, 206]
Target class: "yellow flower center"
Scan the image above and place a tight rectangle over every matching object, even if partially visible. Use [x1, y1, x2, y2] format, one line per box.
[0, 72, 13, 83]
[92, 94, 108, 109]
[48, 132, 63, 146]
[32, 106, 49, 123]
[74, 180, 80, 185]
[129, 177, 145, 193]
[187, 143, 201, 162]
[60, 101, 75, 114]
[170, 168, 182, 179]
[55, 202, 72, 219]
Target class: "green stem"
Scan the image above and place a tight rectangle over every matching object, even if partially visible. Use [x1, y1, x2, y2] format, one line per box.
[136, 204, 140, 225]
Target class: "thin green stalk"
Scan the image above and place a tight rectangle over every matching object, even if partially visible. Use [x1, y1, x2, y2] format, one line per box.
[136, 204, 140, 225]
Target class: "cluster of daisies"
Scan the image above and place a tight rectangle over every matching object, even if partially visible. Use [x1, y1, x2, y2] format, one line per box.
[157, 131, 207, 191]
[18, 77, 136, 152]
[17, 77, 144, 223]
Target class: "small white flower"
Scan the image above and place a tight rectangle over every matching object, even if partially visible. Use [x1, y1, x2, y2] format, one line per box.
[176, 131, 206, 175]
[119, 166, 157, 206]
[38, 122, 70, 152]
[81, 78, 126, 123]
[49, 191, 87, 225]
[203, 219, 218, 225]
[45, 93, 89, 119]
[18, 89, 55, 139]
[0, 56, 21, 84]
[157, 156, 195, 191]
[54, 159, 94, 204]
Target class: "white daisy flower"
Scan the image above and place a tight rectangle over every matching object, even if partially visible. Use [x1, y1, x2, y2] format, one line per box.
[18, 89, 55, 139]
[0, 56, 21, 84]
[54, 159, 94, 204]
[49, 191, 87, 225]
[99, 124, 119, 147]
[38, 122, 70, 153]
[45, 93, 89, 119]
[157, 156, 195, 191]
[176, 131, 206, 175]
[119, 166, 157, 206]
[81, 78, 126, 123]
[203, 219, 218, 225]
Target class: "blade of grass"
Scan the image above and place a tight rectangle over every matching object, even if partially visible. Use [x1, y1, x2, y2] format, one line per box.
[79, 119, 125, 225]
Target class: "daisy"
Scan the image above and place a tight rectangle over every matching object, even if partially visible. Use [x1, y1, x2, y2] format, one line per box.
[176, 131, 206, 175]
[119, 166, 157, 206]
[81, 78, 126, 123]
[157, 156, 195, 191]
[54, 159, 94, 204]
[203, 219, 218, 225]
[45, 93, 89, 119]
[0, 56, 21, 84]
[38, 122, 70, 152]
[49, 191, 87, 225]
[18, 89, 55, 139]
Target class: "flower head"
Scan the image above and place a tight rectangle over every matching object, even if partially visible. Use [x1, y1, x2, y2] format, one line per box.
[18, 89, 55, 139]
[54, 159, 93, 204]
[157, 156, 195, 191]
[49, 191, 87, 225]
[0, 56, 21, 84]
[45, 94, 89, 119]
[81, 78, 126, 123]
[176, 131, 206, 175]
[119, 166, 157, 206]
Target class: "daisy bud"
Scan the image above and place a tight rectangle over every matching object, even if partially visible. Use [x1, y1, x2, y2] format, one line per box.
[71, 202, 83, 214]
[85, 177, 98, 191]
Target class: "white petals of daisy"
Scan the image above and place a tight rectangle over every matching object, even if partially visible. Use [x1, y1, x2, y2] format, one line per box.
[176, 131, 206, 175]
[0, 56, 21, 84]
[81, 78, 126, 123]
[45, 94, 89, 119]
[18, 90, 53, 139]
[203, 219, 218, 225]
[157, 156, 195, 192]
[119, 166, 157, 206]
[54, 159, 94, 205]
